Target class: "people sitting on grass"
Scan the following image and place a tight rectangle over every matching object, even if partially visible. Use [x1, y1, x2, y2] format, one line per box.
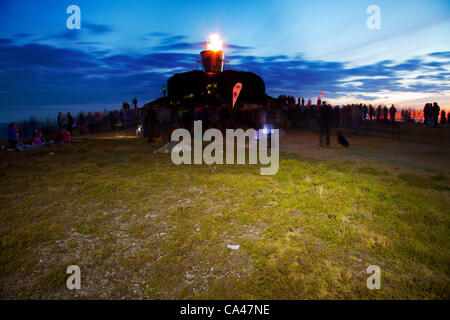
[4, 123, 51, 151]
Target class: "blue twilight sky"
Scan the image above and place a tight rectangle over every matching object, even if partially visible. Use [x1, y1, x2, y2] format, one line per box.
[0, 0, 449, 121]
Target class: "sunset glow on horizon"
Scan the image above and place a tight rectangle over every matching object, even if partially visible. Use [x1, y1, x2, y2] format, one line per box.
[0, 0, 449, 121]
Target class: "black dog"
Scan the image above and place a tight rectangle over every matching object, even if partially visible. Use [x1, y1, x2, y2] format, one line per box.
[337, 132, 349, 147]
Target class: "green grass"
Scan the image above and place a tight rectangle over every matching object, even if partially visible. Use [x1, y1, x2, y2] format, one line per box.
[0, 137, 448, 299]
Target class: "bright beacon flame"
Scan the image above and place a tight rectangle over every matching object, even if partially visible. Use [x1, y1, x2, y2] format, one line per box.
[207, 34, 223, 51]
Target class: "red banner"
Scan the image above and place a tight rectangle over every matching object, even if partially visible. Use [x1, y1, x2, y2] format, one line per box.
[232, 83, 243, 108]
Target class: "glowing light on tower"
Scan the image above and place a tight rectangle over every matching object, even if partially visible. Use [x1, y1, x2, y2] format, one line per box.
[201, 34, 225, 74]
[207, 34, 223, 52]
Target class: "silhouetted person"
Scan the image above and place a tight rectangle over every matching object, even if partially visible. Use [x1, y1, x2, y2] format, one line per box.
[78, 112, 86, 134]
[376, 105, 382, 123]
[337, 132, 349, 148]
[143, 109, 150, 138]
[319, 103, 332, 147]
[432, 102, 440, 127]
[362, 104, 368, 120]
[334, 106, 341, 127]
[389, 105, 396, 123]
[67, 112, 74, 136]
[7, 123, 19, 149]
[147, 106, 158, 143]
[87, 112, 96, 133]
[352, 106, 362, 134]
[440, 110, 446, 124]
[133, 97, 138, 109]
[158, 104, 171, 143]
[309, 105, 318, 132]
[57, 112, 67, 129]
[369, 105, 375, 120]
[424, 103, 431, 127]
[383, 106, 389, 121]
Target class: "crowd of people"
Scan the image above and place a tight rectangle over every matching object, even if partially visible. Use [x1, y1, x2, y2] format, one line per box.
[57, 100, 144, 136]
[138, 98, 448, 149]
[3, 96, 448, 151]
[423, 102, 446, 127]
[3, 99, 143, 151]
[4, 121, 73, 152]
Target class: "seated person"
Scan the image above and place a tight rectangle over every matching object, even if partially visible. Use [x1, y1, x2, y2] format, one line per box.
[63, 130, 72, 143]
[32, 129, 43, 146]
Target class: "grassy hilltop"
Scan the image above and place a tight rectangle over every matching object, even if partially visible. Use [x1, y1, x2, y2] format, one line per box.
[0, 125, 449, 299]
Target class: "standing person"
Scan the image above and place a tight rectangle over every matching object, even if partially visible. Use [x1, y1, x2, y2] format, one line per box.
[352, 106, 362, 134]
[423, 103, 429, 127]
[389, 105, 397, 123]
[7, 123, 19, 149]
[57, 112, 63, 129]
[108, 111, 115, 131]
[159, 104, 171, 143]
[390, 106, 400, 139]
[67, 112, 74, 136]
[432, 102, 440, 128]
[78, 112, 86, 134]
[102, 109, 109, 132]
[143, 109, 150, 139]
[87, 112, 96, 133]
[440, 110, 446, 125]
[368, 105, 375, 120]
[382, 106, 389, 121]
[148, 106, 158, 143]
[319, 103, 332, 147]
[426, 103, 433, 127]
[95, 112, 103, 132]
[57, 112, 67, 129]
[309, 104, 318, 132]
[155, 105, 163, 137]
[126, 107, 133, 127]
[119, 109, 126, 129]
[362, 104, 368, 120]
[376, 105, 382, 123]
[334, 105, 341, 127]
[133, 97, 138, 109]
